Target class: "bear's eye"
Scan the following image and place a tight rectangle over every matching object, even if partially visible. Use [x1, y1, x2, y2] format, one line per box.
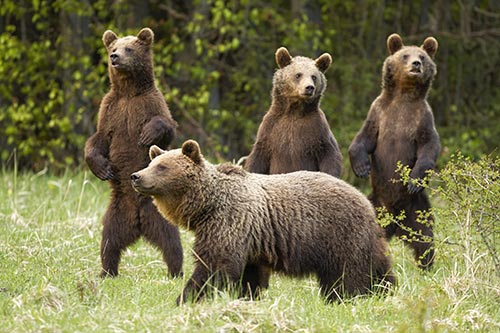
[419, 55, 425, 62]
[402, 54, 409, 61]
[295, 73, 302, 79]
[156, 165, 168, 172]
[311, 75, 317, 82]
[125, 47, 133, 53]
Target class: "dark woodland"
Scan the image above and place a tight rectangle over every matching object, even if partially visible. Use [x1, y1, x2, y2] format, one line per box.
[0, 0, 498, 173]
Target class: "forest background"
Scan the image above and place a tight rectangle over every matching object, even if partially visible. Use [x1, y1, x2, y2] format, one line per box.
[0, 0, 498, 173]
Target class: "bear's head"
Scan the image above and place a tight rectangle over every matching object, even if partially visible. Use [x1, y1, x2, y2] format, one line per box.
[102, 27, 154, 77]
[382, 33, 438, 94]
[131, 140, 206, 227]
[131, 140, 204, 198]
[272, 47, 332, 104]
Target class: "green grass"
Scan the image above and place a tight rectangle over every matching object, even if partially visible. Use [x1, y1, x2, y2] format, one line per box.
[1, 169, 499, 332]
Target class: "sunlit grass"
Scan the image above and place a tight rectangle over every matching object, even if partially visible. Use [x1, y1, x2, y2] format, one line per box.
[0, 169, 499, 332]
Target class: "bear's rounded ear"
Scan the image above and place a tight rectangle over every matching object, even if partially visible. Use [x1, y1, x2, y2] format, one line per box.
[149, 145, 165, 161]
[315, 53, 332, 73]
[387, 33, 403, 55]
[182, 140, 203, 165]
[103, 30, 118, 48]
[275, 47, 292, 68]
[137, 28, 154, 45]
[421, 37, 438, 58]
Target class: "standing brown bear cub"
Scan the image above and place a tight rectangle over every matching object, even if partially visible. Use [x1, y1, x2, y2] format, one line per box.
[132, 140, 394, 305]
[349, 33, 441, 269]
[246, 47, 342, 177]
[84, 28, 183, 277]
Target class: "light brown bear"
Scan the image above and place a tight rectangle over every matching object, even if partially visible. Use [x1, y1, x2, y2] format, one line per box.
[349, 33, 441, 269]
[84, 28, 183, 277]
[131, 140, 394, 304]
[245, 47, 342, 177]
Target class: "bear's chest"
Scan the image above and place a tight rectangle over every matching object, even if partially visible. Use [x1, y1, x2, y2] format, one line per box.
[270, 115, 321, 151]
[266, 114, 324, 173]
[106, 96, 151, 138]
[378, 104, 421, 143]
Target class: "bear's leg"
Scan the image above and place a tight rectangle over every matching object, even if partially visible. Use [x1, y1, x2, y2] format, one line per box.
[177, 260, 243, 305]
[140, 196, 183, 277]
[100, 196, 141, 277]
[241, 264, 271, 299]
[370, 238, 396, 291]
[369, 192, 398, 239]
[397, 193, 435, 269]
[317, 270, 345, 302]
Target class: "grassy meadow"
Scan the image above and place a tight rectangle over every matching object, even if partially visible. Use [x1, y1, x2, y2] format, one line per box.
[0, 167, 499, 332]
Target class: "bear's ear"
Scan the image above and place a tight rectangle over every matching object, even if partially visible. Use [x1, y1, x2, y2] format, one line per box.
[137, 28, 154, 45]
[421, 37, 438, 58]
[387, 33, 403, 55]
[182, 140, 203, 165]
[102, 30, 118, 48]
[275, 47, 292, 68]
[315, 53, 332, 73]
[149, 145, 165, 161]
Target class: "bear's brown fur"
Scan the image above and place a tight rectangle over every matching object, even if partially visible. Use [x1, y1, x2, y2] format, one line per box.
[131, 140, 394, 304]
[84, 28, 183, 277]
[348, 33, 441, 269]
[245, 47, 342, 177]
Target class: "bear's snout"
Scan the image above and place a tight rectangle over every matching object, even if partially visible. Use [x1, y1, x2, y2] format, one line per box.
[110, 53, 120, 66]
[305, 85, 315, 95]
[131, 172, 141, 183]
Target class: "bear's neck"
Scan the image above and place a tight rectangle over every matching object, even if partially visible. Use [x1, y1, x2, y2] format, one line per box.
[382, 74, 432, 101]
[109, 69, 155, 97]
[157, 167, 220, 231]
[271, 95, 320, 115]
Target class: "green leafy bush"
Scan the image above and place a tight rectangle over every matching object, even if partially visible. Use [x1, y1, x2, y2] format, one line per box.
[379, 154, 500, 278]
[433, 153, 500, 277]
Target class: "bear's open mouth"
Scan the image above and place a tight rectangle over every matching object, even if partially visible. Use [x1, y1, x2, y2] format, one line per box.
[409, 68, 422, 74]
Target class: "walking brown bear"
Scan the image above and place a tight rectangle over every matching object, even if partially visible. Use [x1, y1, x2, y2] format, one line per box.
[131, 140, 394, 304]
[84, 28, 183, 277]
[349, 33, 441, 269]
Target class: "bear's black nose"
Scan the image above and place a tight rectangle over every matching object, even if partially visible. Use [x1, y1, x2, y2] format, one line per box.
[110, 53, 119, 61]
[131, 173, 140, 182]
[412, 60, 421, 69]
[305, 85, 315, 94]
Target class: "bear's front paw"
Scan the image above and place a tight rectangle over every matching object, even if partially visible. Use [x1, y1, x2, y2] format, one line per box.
[93, 163, 116, 181]
[176, 293, 187, 306]
[407, 182, 424, 195]
[352, 162, 370, 178]
[138, 129, 155, 147]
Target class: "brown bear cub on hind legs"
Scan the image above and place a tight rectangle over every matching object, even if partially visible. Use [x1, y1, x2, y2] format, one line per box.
[132, 140, 394, 305]
[246, 47, 343, 177]
[349, 33, 441, 269]
[84, 28, 183, 277]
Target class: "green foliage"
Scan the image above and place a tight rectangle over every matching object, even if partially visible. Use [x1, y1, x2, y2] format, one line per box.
[0, 1, 101, 170]
[433, 153, 500, 277]
[0, 0, 498, 171]
[379, 155, 500, 277]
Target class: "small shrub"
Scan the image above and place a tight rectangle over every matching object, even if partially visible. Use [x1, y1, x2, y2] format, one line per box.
[433, 153, 500, 277]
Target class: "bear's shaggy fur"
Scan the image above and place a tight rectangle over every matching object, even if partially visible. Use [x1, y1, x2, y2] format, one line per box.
[131, 140, 394, 304]
[245, 47, 342, 177]
[348, 33, 441, 269]
[84, 28, 183, 277]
